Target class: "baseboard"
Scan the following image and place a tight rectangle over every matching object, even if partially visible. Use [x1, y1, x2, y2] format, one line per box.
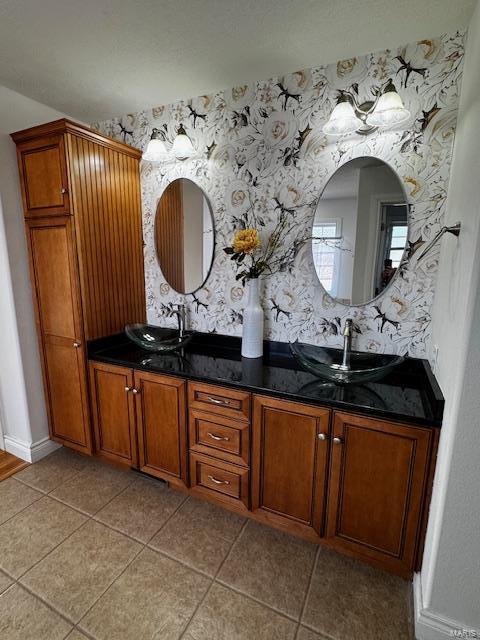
[413, 572, 476, 639]
[3, 434, 60, 463]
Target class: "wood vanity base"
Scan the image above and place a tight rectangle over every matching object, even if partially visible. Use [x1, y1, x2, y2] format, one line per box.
[89, 363, 438, 579]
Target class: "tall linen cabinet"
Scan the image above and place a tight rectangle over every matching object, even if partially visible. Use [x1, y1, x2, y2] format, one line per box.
[12, 119, 146, 454]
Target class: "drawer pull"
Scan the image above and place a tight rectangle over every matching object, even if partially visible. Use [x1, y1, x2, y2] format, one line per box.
[207, 474, 230, 485]
[333, 436, 343, 445]
[206, 396, 231, 406]
[207, 432, 230, 442]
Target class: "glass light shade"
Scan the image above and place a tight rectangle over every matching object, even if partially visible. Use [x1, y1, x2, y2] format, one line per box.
[171, 132, 194, 159]
[323, 100, 363, 136]
[142, 137, 168, 162]
[366, 90, 410, 127]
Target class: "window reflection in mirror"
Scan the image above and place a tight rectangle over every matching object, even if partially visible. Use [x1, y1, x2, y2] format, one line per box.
[155, 178, 215, 294]
[312, 158, 408, 306]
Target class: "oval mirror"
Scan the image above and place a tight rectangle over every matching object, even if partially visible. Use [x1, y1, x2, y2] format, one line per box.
[311, 157, 408, 305]
[155, 178, 215, 294]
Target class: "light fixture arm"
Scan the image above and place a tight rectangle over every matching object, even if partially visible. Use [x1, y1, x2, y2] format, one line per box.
[336, 78, 394, 112]
[150, 127, 166, 141]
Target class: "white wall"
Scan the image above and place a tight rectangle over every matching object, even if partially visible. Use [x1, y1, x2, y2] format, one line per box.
[314, 197, 357, 302]
[352, 165, 404, 304]
[182, 179, 204, 293]
[0, 85, 67, 461]
[415, 2, 480, 637]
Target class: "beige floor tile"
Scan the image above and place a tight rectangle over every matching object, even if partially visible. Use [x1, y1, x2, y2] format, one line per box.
[21, 519, 141, 623]
[66, 631, 90, 639]
[185, 582, 297, 640]
[15, 447, 91, 493]
[50, 461, 135, 515]
[218, 520, 316, 619]
[149, 497, 245, 576]
[0, 496, 87, 578]
[0, 477, 42, 525]
[0, 583, 72, 640]
[296, 626, 330, 640]
[0, 570, 12, 595]
[79, 547, 210, 640]
[95, 475, 186, 542]
[302, 547, 412, 640]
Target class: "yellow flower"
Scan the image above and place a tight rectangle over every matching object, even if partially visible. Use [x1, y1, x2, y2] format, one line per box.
[233, 228, 260, 254]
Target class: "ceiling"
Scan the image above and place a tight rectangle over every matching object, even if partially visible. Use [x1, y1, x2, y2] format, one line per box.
[0, 0, 475, 123]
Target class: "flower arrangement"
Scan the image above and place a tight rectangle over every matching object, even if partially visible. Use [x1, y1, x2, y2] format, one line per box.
[224, 221, 298, 286]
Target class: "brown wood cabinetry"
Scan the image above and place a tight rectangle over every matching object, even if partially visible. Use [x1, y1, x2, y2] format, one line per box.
[135, 371, 188, 488]
[12, 119, 145, 454]
[86, 364, 437, 577]
[325, 412, 434, 577]
[26, 216, 91, 452]
[89, 362, 137, 467]
[16, 134, 70, 216]
[252, 396, 331, 541]
[88, 362, 188, 488]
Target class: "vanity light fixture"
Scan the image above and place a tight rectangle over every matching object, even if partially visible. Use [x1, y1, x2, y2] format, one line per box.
[171, 124, 195, 160]
[323, 79, 410, 136]
[142, 128, 168, 162]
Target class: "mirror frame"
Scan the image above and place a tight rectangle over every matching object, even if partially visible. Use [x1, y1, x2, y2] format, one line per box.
[311, 156, 410, 307]
[155, 177, 216, 295]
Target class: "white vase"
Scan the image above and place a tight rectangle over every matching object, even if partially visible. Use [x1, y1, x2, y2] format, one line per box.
[241, 278, 264, 358]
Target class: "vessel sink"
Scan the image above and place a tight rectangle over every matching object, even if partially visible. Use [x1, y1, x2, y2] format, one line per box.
[290, 342, 404, 384]
[125, 324, 194, 352]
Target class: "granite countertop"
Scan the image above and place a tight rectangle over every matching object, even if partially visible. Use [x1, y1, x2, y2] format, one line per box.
[88, 330, 444, 428]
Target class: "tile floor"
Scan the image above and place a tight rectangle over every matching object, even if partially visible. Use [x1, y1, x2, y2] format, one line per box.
[0, 448, 414, 639]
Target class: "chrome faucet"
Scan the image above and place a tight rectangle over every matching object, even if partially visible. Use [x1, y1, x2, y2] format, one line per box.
[169, 304, 186, 338]
[340, 318, 353, 371]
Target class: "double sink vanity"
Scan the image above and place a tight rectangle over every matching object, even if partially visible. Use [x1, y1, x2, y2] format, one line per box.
[11, 118, 443, 582]
[88, 325, 442, 579]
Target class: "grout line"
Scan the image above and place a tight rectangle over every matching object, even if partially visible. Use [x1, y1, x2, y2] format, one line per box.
[294, 545, 321, 639]
[145, 545, 215, 581]
[16, 517, 92, 583]
[0, 482, 45, 528]
[14, 465, 87, 495]
[45, 473, 136, 519]
[0, 498, 89, 582]
[76, 538, 147, 634]
[15, 580, 83, 631]
[178, 518, 249, 639]
[213, 579, 301, 624]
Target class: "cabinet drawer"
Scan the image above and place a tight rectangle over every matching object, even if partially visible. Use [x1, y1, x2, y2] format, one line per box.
[190, 452, 249, 510]
[189, 409, 250, 467]
[188, 382, 250, 422]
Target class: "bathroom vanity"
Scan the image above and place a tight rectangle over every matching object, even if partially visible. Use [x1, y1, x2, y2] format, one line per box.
[88, 330, 442, 579]
[12, 118, 443, 580]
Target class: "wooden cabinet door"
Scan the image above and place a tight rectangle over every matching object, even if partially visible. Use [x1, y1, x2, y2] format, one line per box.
[252, 396, 331, 540]
[27, 217, 92, 453]
[17, 135, 70, 217]
[134, 371, 187, 488]
[43, 335, 91, 450]
[326, 412, 433, 577]
[89, 362, 137, 467]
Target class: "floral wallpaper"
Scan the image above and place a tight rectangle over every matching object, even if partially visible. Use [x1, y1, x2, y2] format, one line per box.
[92, 31, 465, 359]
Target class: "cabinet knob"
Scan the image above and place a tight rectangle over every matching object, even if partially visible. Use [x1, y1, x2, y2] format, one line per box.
[333, 436, 343, 445]
[317, 433, 328, 440]
[73, 342, 81, 348]
[132, 388, 140, 394]
[125, 386, 131, 392]
[61, 187, 68, 194]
